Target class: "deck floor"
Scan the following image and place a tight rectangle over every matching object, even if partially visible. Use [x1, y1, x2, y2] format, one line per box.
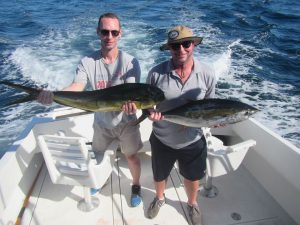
[24, 151, 296, 225]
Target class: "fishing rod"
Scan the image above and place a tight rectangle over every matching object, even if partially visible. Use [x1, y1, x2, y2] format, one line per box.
[15, 163, 44, 225]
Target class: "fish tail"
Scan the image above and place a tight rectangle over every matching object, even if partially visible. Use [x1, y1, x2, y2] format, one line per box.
[0, 81, 40, 105]
[131, 109, 150, 126]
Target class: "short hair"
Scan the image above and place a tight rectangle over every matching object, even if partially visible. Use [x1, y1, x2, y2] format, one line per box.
[97, 13, 121, 30]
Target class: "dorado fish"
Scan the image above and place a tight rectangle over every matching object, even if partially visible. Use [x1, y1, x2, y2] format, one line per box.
[136, 98, 258, 127]
[0, 81, 165, 111]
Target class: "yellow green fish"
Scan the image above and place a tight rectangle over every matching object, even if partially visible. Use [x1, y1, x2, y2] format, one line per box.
[0, 81, 165, 112]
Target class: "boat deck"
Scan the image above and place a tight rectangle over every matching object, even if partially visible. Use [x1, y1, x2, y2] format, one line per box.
[22, 150, 296, 225]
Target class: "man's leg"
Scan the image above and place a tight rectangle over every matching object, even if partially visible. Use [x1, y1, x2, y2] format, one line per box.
[126, 153, 142, 207]
[119, 123, 143, 207]
[184, 178, 202, 225]
[126, 153, 141, 185]
[147, 179, 166, 218]
[154, 179, 166, 200]
[178, 137, 206, 225]
[184, 178, 199, 206]
[148, 134, 175, 218]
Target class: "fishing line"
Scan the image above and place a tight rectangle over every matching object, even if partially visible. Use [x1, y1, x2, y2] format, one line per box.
[116, 153, 125, 225]
[170, 166, 189, 223]
[109, 174, 116, 225]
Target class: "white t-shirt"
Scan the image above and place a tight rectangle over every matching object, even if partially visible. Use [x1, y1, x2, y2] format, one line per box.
[74, 50, 141, 128]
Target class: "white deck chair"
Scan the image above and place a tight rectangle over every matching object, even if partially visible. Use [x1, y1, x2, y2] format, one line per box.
[38, 134, 118, 211]
[200, 128, 256, 197]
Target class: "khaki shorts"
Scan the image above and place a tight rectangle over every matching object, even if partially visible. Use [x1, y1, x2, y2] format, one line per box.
[92, 122, 143, 156]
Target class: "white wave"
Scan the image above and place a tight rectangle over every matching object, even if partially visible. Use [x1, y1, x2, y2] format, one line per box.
[1, 21, 87, 154]
[215, 40, 300, 146]
[8, 27, 84, 90]
[211, 47, 232, 81]
[120, 21, 160, 81]
[10, 47, 55, 87]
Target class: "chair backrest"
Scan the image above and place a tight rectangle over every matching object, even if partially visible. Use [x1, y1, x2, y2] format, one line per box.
[38, 134, 118, 189]
[38, 135, 95, 187]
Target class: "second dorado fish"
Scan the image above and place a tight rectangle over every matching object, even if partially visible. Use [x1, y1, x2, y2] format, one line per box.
[0, 81, 165, 112]
[136, 98, 258, 127]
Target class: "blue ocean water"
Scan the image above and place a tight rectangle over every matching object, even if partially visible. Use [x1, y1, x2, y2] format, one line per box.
[0, 0, 299, 157]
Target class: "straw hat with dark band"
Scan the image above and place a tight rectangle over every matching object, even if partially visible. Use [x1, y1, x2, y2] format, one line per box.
[160, 25, 203, 51]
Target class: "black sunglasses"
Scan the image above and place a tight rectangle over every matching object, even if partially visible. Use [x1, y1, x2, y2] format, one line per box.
[99, 29, 120, 37]
[169, 41, 193, 50]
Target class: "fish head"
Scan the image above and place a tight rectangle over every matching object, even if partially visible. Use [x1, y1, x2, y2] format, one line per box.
[244, 106, 259, 117]
[145, 85, 165, 104]
[239, 102, 259, 117]
[150, 86, 166, 103]
[206, 99, 259, 125]
[231, 103, 259, 122]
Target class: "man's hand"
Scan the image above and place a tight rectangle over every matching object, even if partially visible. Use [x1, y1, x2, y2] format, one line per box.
[212, 124, 226, 128]
[122, 101, 137, 115]
[37, 90, 54, 105]
[148, 109, 164, 121]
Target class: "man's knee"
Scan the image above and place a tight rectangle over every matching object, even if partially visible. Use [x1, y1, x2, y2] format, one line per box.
[126, 153, 140, 163]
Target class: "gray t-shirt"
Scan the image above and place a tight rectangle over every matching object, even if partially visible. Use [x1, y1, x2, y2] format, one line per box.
[147, 58, 216, 149]
[74, 50, 141, 128]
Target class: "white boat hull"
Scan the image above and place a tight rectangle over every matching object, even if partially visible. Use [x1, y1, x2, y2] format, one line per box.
[0, 107, 299, 225]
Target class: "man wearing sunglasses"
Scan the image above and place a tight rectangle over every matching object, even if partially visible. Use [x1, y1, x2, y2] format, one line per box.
[146, 26, 217, 225]
[37, 13, 143, 207]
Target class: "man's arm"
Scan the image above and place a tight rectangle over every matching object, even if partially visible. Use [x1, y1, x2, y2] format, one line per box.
[62, 82, 86, 92]
[122, 57, 141, 115]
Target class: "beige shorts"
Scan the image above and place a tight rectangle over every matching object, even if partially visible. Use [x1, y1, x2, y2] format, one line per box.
[92, 122, 143, 156]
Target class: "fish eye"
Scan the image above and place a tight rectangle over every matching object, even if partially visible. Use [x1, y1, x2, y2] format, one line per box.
[245, 110, 252, 116]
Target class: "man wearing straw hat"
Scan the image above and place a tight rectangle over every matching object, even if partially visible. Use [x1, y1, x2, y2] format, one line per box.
[146, 25, 217, 225]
